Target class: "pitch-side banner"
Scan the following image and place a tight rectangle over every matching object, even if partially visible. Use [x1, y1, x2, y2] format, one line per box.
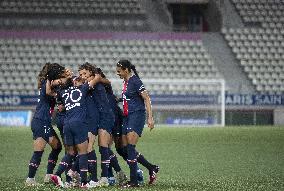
[0, 95, 37, 106]
[0, 94, 284, 106]
[225, 94, 284, 105]
[152, 94, 284, 105]
[0, 111, 33, 127]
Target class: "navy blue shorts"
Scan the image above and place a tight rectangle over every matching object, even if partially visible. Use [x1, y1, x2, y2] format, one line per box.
[87, 118, 99, 136]
[99, 112, 114, 135]
[112, 111, 123, 137]
[31, 118, 56, 142]
[122, 110, 146, 137]
[64, 121, 88, 146]
[56, 113, 65, 140]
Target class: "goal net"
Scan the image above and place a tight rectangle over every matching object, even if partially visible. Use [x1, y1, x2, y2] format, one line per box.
[110, 78, 225, 127]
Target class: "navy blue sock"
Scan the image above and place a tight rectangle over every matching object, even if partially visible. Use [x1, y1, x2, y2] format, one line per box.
[99, 146, 110, 178]
[55, 154, 74, 177]
[88, 150, 98, 182]
[123, 146, 140, 171]
[108, 166, 114, 178]
[136, 152, 154, 171]
[46, 147, 62, 174]
[28, 151, 44, 178]
[79, 154, 88, 184]
[116, 147, 128, 161]
[64, 151, 72, 183]
[65, 166, 72, 183]
[109, 149, 122, 172]
[71, 155, 79, 172]
[122, 146, 128, 161]
[127, 144, 138, 185]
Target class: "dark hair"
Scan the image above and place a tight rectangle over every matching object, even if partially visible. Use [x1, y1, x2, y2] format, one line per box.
[116, 59, 139, 78]
[95, 67, 105, 78]
[78, 62, 97, 76]
[37, 63, 51, 89]
[37, 62, 65, 89]
[46, 63, 65, 81]
[60, 78, 73, 90]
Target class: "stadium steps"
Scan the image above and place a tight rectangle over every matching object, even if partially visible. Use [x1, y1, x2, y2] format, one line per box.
[139, 0, 172, 32]
[202, 32, 255, 94]
[220, 0, 244, 28]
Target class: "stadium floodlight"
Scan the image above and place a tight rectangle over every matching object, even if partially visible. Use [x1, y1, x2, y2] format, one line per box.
[110, 78, 225, 127]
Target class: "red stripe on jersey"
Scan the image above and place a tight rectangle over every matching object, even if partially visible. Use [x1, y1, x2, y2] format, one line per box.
[122, 80, 129, 116]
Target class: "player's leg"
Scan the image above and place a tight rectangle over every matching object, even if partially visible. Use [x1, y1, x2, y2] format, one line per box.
[107, 137, 115, 185]
[75, 140, 89, 188]
[124, 111, 159, 187]
[108, 136, 127, 185]
[87, 131, 99, 187]
[26, 137, 47, 186]
[98, 128, 111, 186]
[50, 145, 76, 187]
[50, 122, 76, 187]
[72, 121, 89, 188]
[55, 116, 73, 186]
[26, 119, 48, 186]
[44, 130, 62, 183]
[124, 131, 139, 187]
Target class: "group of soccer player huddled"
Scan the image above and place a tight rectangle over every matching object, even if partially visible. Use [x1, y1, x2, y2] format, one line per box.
[25, 60, 159, 188]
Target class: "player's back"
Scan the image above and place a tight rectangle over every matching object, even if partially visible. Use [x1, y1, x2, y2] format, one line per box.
[60, 84, 89, 123]
[33, 80, 53, 122]
[92, 82, 113, 114]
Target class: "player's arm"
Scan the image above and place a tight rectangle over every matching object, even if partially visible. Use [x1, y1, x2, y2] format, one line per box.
[96, 73, 111, 85]
[87, 74, 107, 88]
[141, 90, 154, 130]
[101, 78, 111, 85]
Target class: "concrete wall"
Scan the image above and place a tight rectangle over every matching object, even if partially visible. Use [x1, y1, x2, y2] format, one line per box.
[202, 1, 222, 31]
[274, 107, 284, 125]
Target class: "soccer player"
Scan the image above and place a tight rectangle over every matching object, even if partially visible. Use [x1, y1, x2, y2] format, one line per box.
[116, 59, 160, 187]
[95, 68, 129, 185]
[78, 63, 126, 186]
[49, 71, 104, 188]
[25, 63, 63, 186]
[66, 75, 100, 187]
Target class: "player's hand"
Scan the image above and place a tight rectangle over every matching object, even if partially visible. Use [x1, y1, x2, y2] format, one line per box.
[87, 76, 95, 82]
[58, 104, 65, 112]
[51, 79, 62, 86]
[148, 117, 154, 131]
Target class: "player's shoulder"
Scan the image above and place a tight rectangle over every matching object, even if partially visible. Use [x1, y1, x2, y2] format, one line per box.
[130, 75, 143, 84]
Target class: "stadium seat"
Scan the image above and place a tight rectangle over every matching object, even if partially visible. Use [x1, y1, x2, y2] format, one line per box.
[0, 35, 222, 95]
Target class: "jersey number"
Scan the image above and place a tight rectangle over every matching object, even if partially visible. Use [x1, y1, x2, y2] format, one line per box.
[62, 89, 83, 110]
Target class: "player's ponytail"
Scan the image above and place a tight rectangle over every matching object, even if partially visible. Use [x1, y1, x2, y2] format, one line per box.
[130, 64, 140, 79]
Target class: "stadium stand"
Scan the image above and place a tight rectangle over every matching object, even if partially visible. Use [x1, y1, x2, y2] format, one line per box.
[231, 0, 284, 28]
[0, 0, 149, 31]
[0, 32, 221, 96]
[222, 0, 284, 94]
[0, 0, 283, 95]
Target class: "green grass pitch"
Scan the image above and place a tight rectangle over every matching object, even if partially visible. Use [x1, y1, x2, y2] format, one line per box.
[0, 126, 283, 191]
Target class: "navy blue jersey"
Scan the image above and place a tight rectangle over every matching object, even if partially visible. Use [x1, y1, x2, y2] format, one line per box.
[86, 93, 99, 119]
[107, 91, 121, 117]
[122, 75, 145, 115]
[92, 83, 113, 114]
[56, 95, 66, 117]
[59, 83, 89, 123]
[33, 80, 53, 122]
